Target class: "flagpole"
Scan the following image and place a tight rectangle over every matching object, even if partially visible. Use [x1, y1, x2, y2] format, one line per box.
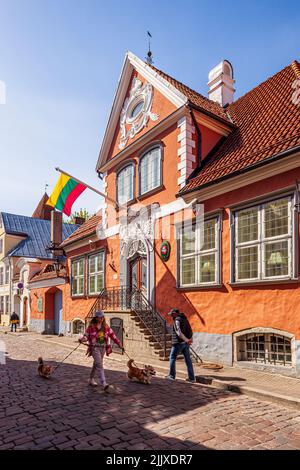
[55, 167, 118, 207]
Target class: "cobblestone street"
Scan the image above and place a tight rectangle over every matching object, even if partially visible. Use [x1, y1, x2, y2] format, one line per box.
[1, 332, 300, 450]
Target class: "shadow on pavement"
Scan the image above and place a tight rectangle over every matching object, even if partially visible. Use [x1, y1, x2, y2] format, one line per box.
[0, 348, 235, 450]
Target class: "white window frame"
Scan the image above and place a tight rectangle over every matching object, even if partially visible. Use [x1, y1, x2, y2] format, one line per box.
[71, 258, 85, 296]
[117, 164, 134, 205]
[5, 264, 9, 285]
[139, 146, 162, 196]
[5, 295, 9, 314]
[0, 267, 3, 286]
[88, 251, 105, 295]
[179, 216, 220, 287]
[234, 196, 294, 282]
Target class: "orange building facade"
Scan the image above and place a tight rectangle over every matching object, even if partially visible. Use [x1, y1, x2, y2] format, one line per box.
[29, 52, 300, 376]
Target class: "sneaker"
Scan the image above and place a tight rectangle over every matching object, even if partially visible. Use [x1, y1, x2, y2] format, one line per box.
[166, 375, 175, 380]
[88, 378, 98, 386]
[103, 384, 110, 392]
[185, 378, 196, 383]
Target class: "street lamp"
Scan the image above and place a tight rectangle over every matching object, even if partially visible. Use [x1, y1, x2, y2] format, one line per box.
[46, 242, 66, 277]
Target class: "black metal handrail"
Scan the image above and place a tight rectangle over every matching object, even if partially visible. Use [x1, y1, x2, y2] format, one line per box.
[85, 287, 168, 358]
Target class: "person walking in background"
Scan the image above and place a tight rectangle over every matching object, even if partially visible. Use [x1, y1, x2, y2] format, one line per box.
[10, 312, 19, 332]
[79, 310, 123, 391]
[167, 308, 195, 383]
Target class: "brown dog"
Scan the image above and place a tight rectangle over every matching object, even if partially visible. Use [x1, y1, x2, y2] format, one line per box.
[37, 357, 53, 379]
[127, 359, 156, 384]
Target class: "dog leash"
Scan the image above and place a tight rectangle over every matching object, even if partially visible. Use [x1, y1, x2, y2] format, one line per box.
[52, 342, 86, 373]
[122, 348, 139, 367]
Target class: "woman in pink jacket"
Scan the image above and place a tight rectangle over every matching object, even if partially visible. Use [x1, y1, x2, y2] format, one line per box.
[79, 310, 122, 390]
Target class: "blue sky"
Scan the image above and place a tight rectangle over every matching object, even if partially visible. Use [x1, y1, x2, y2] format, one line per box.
[0, 0, 299, 217]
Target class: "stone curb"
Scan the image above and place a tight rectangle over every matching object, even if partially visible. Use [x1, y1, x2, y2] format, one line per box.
[196, 376, 300, 411]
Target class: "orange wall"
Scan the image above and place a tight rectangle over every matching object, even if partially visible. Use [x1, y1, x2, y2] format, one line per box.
[31, 167, 300, 339]
[31, 285, 65, 322]
[154, 167, 300, 339]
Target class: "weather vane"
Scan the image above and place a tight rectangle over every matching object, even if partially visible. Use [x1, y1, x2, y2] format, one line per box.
[146, 31, 153, 65]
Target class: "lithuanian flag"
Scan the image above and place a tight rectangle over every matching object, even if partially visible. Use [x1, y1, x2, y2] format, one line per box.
[47, 173, 86, 216]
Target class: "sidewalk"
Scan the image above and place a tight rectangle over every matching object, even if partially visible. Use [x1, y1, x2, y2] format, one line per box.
[2, 328, 300, 410]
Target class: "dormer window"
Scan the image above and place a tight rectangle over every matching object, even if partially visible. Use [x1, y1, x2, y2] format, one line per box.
[139, 146, 162, 196]
[117, 164, 134, 205]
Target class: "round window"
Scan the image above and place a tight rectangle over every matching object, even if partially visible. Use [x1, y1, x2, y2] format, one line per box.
[130, 100, 144, 119]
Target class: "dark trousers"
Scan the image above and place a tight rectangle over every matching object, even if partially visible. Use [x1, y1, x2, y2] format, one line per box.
[11, 323, 17, 332]
[169, 342, 195, 380]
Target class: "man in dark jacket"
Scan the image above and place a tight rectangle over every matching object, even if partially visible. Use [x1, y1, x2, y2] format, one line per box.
[167, 308, 195, 382]
[10, 312, 19, 332]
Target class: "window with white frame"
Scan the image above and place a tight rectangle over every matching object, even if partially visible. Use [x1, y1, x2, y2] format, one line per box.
[5, 265, 9, 284]
[117, 164, 134, 204]
[179, 217, 220, 287]
[71, 258, 85, 296]
[0, 267, 3, 285]
[0, 238, 3, 254]
[0, 296, 3, 313]
[5, 296, 9, 314]
[234, 196, 293, 282]
[140, 147, 161, 196]
[88, 252, 104, 294]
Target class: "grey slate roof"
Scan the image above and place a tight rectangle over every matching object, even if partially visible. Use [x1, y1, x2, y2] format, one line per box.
[0, 212, 79, 259]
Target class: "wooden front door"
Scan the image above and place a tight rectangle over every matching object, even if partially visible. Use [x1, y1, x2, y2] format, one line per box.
[130, 256, 147, 295]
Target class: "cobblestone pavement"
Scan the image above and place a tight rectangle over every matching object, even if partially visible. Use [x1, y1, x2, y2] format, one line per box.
[1, 333, 300, 450]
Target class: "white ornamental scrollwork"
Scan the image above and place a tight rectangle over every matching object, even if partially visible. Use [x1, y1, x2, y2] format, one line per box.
[119, 78, 159, 150]
[120, 216, 154, 256]
[127, 239, 147, 259]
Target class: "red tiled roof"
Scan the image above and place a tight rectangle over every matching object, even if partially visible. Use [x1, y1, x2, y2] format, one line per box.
[60, 214, 101, 247]
[149, 64, 232, 124]
[181, 61, 300, 193]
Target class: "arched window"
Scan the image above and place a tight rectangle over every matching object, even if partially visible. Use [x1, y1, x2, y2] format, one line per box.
[117, 164, 134, 204]
[139, 146, 161, 196]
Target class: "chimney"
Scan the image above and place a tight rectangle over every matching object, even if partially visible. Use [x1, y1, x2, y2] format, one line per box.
[51, 210, 62, 256]
[74, 216, 85, 226]
[208, 60, 235, 106]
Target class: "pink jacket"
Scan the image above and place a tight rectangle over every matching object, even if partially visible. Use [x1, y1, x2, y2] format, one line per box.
[81, 325, 121, 357]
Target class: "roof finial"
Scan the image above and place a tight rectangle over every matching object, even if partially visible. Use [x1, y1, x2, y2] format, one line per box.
[146, 31, 153, 65]
[45, 182, 49, 194]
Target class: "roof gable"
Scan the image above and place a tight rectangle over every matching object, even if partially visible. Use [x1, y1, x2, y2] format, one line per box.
[96, 51, 234, 172]
[96, 51, 188, 171]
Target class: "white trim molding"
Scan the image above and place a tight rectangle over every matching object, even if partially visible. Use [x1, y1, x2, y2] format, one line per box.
[177, 116, 196, 188]
[29, 277, 67, 289]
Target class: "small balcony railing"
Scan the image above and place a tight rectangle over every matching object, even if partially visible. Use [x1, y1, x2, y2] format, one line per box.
[85, 287, 168, 358]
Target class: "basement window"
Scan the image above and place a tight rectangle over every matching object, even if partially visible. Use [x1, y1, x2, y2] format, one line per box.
[237, 333, 292, 366]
